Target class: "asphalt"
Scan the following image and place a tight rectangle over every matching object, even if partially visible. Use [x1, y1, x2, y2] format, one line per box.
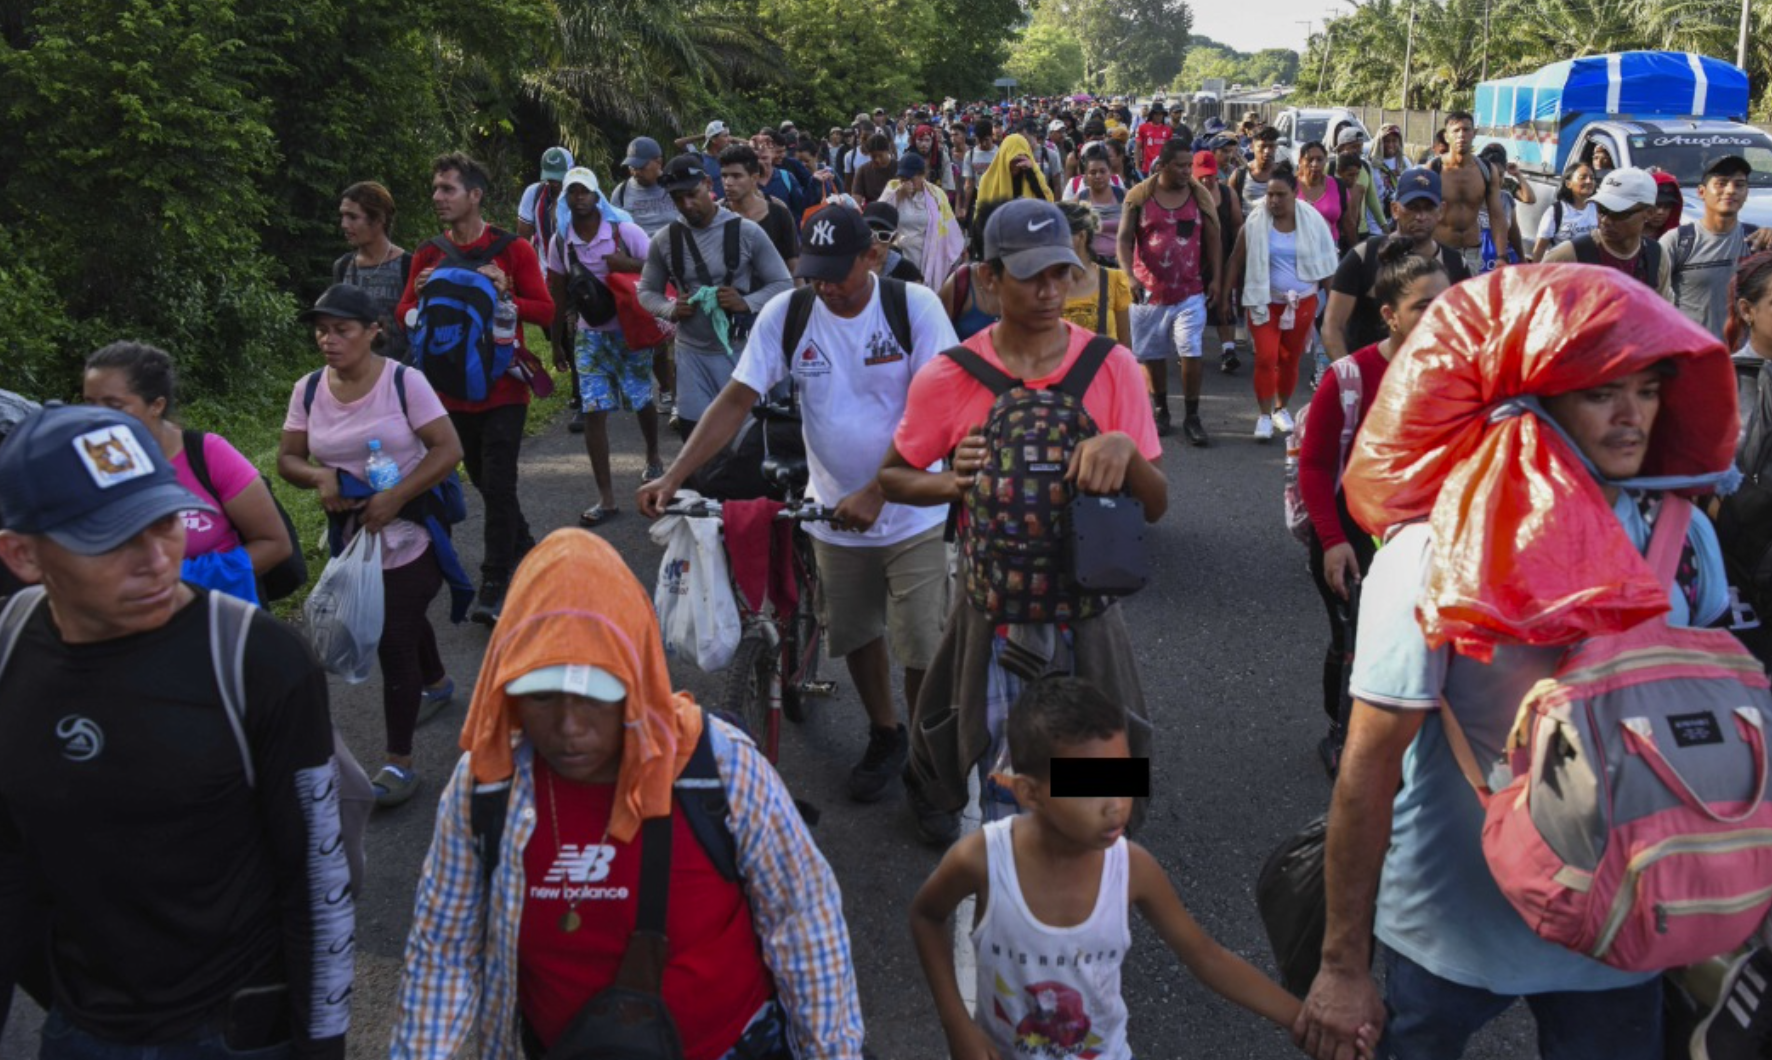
[3, 351, 1534, 1059]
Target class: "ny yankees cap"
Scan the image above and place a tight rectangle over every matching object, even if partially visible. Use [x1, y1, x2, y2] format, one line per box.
[795, 204, 874, 283]
[984, 199, 1082, 280]
[0, 403, 213, 555]
[1395, 167, 1442, 206]
[505, 663, 627, 702]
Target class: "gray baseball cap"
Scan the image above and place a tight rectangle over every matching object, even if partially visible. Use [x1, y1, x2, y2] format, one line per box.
[983, 199, 1082, 280]
[623, 136, 663, 168]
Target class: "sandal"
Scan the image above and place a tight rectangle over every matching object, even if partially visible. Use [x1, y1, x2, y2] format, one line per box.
[372, 764, 420, 808]
[643, 462, 665, 483]
[416, 677, 455, 727]
[579, 505, 620, 529]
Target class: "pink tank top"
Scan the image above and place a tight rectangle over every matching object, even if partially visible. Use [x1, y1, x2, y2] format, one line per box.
[1131, 192, 1204, 305]
[1302, 176, 1343, 232]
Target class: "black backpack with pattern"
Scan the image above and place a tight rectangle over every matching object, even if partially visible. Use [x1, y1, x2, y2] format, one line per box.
[945, 335, 1117, 623]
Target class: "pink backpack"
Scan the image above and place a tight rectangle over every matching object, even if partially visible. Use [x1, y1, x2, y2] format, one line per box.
[1443, 495, 1772, 971]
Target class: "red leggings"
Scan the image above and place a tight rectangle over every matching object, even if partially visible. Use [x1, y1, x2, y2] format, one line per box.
[1248, 295, 1318, 408]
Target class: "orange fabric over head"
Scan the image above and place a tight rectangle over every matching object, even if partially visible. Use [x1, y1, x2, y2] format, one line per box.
[1342, 264, 1737, 660]
[458, 529, 702, 842]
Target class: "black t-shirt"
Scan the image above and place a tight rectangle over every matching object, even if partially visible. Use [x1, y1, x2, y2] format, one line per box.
[0, 590, 348, 1056]
[884, 251, 925, 284]
[1329, 236, 1472, 352]
[755, 196, 800, 267]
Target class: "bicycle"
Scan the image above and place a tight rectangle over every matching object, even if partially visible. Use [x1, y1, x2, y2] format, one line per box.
[660, 418, 839, 762]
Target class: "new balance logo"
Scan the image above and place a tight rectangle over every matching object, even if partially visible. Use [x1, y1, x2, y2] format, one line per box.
[544, 844, 616, 884]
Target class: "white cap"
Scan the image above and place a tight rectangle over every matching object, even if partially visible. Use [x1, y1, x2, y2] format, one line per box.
[562, 166, 599, 195]
[1591, 167, 1658, 212]
[1048, 120, 1066, 132]
[703, 119, 728, 140]
[505, 664, 627, 702]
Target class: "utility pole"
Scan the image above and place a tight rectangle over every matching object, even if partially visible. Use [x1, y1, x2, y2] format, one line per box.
[1400, 0, 1417, 110]
[1738, 0, 1751, 70]
[1318, 25, 1335, 95]
[1481, 0, 1492, 82]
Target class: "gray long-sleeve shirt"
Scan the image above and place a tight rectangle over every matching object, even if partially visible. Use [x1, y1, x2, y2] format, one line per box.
[638, 207, 794, 357]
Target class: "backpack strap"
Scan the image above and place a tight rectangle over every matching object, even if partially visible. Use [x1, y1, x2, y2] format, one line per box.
[0, 585, 47, 680]
[1095, 266, 1109, 336]
[1673, 223, 1699, 286]
[470, 781, 513, 889]
[950, 263, 972, 324]
[633, 813, 674, 937]
[1571, 234, 1602, 265]
[1646, 493, 1696, 589]
[392, 363, 410, 421]
[673, 718, 739, 883]
[1331, 359, 1364, 490]
[722, 216, 743, 287]
[1552, 200, 1565, 237]
[880, 277, 913, 358]
[1640, 238, 1663, 288]
[182, 429, 218, 505]
[780, 286, 819, 371]
[332, 252, 353, 286]
[302, 370, 324, 417]
[431, 230, 517, 270]
[207, 590, 259, 788]
[941, 345, 1022, 396]
[1054, 335, 1117, 400]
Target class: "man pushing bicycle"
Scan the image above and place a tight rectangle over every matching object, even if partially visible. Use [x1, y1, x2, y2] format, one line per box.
[639, 203, 960, 806]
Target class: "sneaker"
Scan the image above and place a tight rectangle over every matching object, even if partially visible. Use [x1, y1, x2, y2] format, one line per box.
[1220, 348, 1240, 374]
[849, 724, 908, 803]
[470, 583, 507, 627]
[643, 462, 665, 483]
[1155, 403, 1174, 437]
[1273, 407, 1296, 434]
[1254, 414, 1274, 441]
[371, 764, 420, 809]
[905, 769, 961, 846]
[1690, 947, 1772, 1060]
[416, 677, 455, 727]
[567, 410, 586, 434]
[657, 391, 675, 414]
[1182, 414, 1209, 448]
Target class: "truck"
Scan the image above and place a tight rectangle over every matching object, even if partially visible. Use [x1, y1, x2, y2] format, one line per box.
[1473, 51, 1772, 238]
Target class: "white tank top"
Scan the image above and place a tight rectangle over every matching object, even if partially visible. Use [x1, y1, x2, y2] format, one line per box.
[971, 818, 1132, 1059]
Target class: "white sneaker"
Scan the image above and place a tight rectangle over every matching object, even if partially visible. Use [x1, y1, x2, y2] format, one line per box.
[1274, 407, 1296, 434]
[1254, 414, 1274, 441]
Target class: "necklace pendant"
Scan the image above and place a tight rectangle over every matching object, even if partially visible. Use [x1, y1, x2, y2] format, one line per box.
[560, 908, 582, 933]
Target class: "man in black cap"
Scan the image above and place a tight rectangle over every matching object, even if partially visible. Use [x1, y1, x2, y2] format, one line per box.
[0, 405, 354, 1060]
[1662, 154, 1772, 340]
[640, 204, 958, 806]
[610, 136, 682, 237]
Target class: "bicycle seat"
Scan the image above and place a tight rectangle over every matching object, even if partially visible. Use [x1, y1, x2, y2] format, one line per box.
[751, 401, 803, 425]
[761, 456, 810, 497]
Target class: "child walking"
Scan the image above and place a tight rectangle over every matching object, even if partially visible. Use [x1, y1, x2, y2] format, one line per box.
[910, 678, 1364, 1059]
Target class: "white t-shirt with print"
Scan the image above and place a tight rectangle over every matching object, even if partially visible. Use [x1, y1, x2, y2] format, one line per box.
[732, 277, 956, 547]
[1535, 200, 1598, 250]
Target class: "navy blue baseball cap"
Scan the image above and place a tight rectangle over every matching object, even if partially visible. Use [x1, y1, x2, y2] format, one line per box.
[1396, 167, 1443, 206]
[796, 204, 874, 282]
[0, 404, 213, 554]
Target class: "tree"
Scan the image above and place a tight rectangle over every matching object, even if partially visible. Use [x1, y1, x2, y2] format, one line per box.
[921, 0, 1023, 103]
[1046, 0, 1193, 93]
[1005, 12, 1086, 98]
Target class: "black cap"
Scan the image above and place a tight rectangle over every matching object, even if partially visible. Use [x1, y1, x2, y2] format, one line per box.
[661, 154, 708, 193]
[298, 283, 381, 324]
[795, 205, 874, 282]
[1704, 154, 1752, 181]
[862, 201, 899, 237]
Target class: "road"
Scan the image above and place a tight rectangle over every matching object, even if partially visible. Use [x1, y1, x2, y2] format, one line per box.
[4, 352, 1533, 1059]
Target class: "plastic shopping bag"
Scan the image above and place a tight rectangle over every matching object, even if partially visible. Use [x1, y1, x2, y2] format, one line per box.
[649, 496, 741, 672]
[1256, 816, 1331, 998]
[304, 529, 385, 684]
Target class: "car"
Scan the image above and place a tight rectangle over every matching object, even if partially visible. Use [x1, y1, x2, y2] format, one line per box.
[1270, 107, 1370, 160]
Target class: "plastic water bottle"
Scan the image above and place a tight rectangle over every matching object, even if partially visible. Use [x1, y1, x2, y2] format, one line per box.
[493, 296, 518, 348]
[364, 439, 402, 492]
[1283, 436, 1301, 489]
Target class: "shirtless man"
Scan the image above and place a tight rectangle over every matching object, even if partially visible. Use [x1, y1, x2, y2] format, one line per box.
[1432, 112, 1508, 276]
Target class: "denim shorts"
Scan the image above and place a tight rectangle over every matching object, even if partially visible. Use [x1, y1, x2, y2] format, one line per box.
[38, 1008, 290, 1060]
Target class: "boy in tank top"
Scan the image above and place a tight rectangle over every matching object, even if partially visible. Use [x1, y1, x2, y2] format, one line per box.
[910, 678, 1365, 1059]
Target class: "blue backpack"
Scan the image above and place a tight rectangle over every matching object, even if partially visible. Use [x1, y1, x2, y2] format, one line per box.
[408, 230, 517, 401]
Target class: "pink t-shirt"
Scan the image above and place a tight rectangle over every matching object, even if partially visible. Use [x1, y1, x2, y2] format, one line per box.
[1302, 175, 1344, 232]
[283, 359, 450, 568]
[893, 321, 1163, 469]
[173, 433, 257, 558]
[543, 219, 651, 333]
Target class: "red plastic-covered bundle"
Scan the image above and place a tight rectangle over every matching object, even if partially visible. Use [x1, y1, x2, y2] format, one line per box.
[1343, 264, 1736, 661]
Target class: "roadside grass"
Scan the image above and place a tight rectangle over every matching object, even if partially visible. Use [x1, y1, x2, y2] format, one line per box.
[178, 324, 567, 618]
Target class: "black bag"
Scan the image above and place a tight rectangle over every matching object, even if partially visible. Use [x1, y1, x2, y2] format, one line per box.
[557, 233, 620, 328]
[1067, 494, 1147, 595]
[183, 430, 308, 602]
[1256, 815, 1329, 998]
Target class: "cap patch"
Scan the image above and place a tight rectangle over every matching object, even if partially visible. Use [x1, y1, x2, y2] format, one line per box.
[73, 426, 155, 489]
[807, 218, 837, 248]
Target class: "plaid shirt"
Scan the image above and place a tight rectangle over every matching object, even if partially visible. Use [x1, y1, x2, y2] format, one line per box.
[389, 717, 865, 1059]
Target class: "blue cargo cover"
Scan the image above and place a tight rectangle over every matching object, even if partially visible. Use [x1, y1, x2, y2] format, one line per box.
[1473, 51, 1750, 170]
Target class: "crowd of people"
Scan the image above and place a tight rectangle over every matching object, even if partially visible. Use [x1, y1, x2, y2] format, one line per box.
[3, 88, 1772, 1060]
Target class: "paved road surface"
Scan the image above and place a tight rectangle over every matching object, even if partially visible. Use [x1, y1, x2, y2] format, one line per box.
[5, 354, 1532, 1058]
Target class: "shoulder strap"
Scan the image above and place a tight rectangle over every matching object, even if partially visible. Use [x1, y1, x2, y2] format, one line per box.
[781, 286, 819, 370]
[1096, 266, 1109, 336]
[392, 363, 410, 420]
[332, 252, 353, 286]
[1428, 156, 1442, 174]
[1674, 223, 1698, 275]
[880, 277, 913, 356]
[1552, 200, 1564, 234]
[470, 781, 513, 889]
[674, 717, 739, 883]
[302, 370, 324, 417]
[1639, 238, 1662, 286]
[1054, 334, 1117, 399]
[722, 216, 743, 285]
[484, 227, 517, 261]
[399, 251, 413, 288]
[182, 429, 218, 503]
[1646, 493, 1695, 588]
[1571, 234, 1601, 265]
[428, 234, 471, 269]
[950, 263, 971, 324]
[0, 586, 47, 680]
[634, 813, 674, 935]
[207, 591, 259, 788]
[941, 345, 1022, 396]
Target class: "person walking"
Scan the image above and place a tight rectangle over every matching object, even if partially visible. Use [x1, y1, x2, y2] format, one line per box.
[1530, 161, 1598, 261]
[334, 181, 412, 362]
[280, 284, 468, 806]
[885, 151, 965, 289]
[1058, 201, 1132, 343]
[1545, 167, 1671, 300]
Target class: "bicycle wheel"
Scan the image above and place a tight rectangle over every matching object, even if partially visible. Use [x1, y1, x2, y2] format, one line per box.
[780, 606, 823, 724]
[720, 631, 780, 762]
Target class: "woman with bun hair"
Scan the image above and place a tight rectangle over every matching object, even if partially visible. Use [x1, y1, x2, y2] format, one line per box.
[1298, 236, 1449, 775]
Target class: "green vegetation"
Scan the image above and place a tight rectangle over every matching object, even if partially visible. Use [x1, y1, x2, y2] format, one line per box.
[1015, 0, 1194, 95]
[1293, 0, 1772, 117]
[1175, 36, 1301, 95]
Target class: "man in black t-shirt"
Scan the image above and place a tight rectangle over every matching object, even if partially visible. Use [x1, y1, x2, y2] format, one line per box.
[1324, 167, 1471, 360]
[0, 405, 353, 1060]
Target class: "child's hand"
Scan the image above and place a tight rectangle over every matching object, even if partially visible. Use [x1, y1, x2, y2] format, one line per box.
[942, 1021, 1003, 1060]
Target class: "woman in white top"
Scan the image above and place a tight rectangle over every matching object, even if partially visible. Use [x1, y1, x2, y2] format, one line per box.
[1530, 161, 1598, 261]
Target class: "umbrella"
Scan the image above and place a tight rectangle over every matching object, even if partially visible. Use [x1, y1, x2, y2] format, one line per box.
[1070, 94, 1094, 102]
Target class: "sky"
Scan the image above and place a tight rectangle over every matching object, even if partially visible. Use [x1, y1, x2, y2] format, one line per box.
[1192, 0, 1347, 57]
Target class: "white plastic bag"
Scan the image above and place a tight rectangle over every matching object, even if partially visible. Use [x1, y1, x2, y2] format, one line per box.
[650, 496, 741, 672]
[304, 529, 385, 684]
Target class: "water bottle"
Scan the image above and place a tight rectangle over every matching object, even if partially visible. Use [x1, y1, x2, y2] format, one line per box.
[493, 296, 517, 348]
[364, 439, 402, 492]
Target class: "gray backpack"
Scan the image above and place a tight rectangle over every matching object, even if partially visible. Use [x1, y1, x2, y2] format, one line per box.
[0, 587, 374, 894]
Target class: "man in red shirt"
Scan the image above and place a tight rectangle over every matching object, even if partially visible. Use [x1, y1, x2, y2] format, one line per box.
[1136, 103, 1174, 175]
[397, 152, 554, 625]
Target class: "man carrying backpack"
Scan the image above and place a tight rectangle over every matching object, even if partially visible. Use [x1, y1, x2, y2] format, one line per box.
[396, 152, 555, 625]
[0, 404, 355, 1060]
[1296, 267, 1741, 1060]
[639, 204, 958, 805]
[391, 529, 863, 1060]
[637, 155, 793, 439]
[878, 199, 1168, 845]
[1661, 155, 1772, 341]
[1544, 167, 1671, 300]
[1323, 168, 1470, 362]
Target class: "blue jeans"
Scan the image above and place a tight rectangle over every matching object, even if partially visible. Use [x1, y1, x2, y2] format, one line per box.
[38, 1009, 291, 1060]
[1380, 948, 1662, 1060]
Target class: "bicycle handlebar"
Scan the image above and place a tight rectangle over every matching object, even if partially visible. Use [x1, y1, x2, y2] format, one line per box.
[660, 497, 839, 523]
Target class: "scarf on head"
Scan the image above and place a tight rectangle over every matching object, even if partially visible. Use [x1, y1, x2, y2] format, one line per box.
[1342, 265, 1737, 660]
[1650, 170, 1684, 238]
[976, 133, 1055, 206]
[458, 529, 702, 842]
